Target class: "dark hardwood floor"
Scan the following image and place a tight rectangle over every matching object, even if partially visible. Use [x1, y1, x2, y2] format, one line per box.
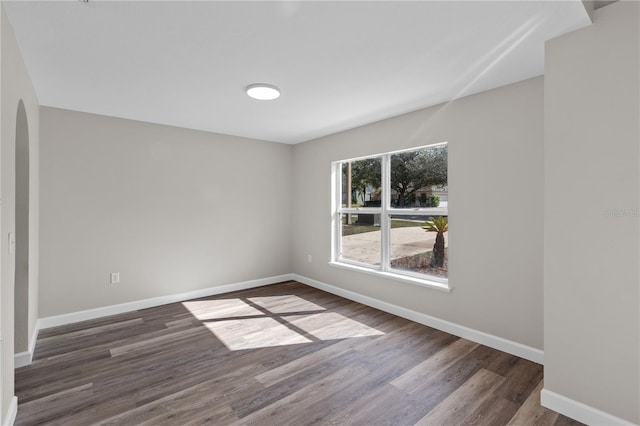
[15, 281, 582, 425]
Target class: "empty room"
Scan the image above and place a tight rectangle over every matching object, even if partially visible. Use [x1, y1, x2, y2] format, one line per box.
[0, 0, 638, 425]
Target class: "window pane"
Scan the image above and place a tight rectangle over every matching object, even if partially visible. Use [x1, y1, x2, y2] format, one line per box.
[342, 158, 382, 208]
[340, 213, 381, 266]
[389, 215, 448, 279]
[390, 144, 447, 208]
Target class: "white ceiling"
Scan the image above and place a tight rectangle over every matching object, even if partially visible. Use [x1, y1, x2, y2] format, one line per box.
[4, 1, 591, 144]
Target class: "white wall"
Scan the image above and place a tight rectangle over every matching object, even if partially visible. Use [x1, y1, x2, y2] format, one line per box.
[544, 1, 639, 424]
[39, 107, 292, 317]
[0, 3, 40, 423]
[292, 76, 544, 350]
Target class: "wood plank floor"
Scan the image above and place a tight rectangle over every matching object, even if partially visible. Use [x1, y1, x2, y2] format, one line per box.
[15, 281, 582, 426]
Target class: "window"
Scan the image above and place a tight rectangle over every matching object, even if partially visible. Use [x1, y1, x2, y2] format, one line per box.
[331, 143, 448, 290]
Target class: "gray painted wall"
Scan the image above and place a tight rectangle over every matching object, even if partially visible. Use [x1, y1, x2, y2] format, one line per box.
[1, 4, 40, 422]
[39, 108, 292, 317]
[544, 1, 639, 423]
[291, 76, 545, 350]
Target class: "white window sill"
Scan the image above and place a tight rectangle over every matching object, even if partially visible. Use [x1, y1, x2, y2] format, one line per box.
[328, 261, 452, 293]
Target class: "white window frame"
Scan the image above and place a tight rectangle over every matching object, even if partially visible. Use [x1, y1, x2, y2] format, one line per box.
[330, 142, 450, 292]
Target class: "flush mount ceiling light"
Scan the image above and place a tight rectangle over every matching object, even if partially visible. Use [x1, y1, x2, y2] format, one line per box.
[246, 84, 281, 100]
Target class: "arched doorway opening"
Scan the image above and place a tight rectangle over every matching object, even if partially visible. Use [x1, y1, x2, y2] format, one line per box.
[14, 100, 30, 355]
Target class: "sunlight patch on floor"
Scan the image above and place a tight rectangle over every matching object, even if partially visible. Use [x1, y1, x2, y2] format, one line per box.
[247, 295, 326, 314]
[182, 299, 262, 320]
[284, 312, 385, 340]
[203, 317, 313, 350]
[182, 294, 385, 351]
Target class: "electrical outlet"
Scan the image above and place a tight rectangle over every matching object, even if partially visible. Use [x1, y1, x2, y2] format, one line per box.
[307, 254, 313, 263]
[110, 272, 120, 284]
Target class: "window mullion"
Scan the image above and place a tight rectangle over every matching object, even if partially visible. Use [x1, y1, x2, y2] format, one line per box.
[380, 154, 390, 272]
[332, 162, 341, 261]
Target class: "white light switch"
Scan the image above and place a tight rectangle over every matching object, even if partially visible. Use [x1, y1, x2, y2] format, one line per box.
[110, 272, 120, 284]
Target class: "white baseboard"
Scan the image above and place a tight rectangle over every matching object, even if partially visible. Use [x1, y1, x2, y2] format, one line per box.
[14, 351, 31, 369]
[14, 324, 41, 368]
[541, 388, 636, 426]
[38, 274, 295, 330]
[34, 272, 543, 366]
[292, 273, 544, 364]
[3, 395, 17, 426]
[29, 323, 39, 355]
